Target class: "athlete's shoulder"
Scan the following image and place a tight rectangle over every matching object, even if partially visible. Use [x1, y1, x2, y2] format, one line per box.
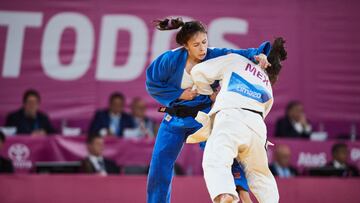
[208, 53, 250, 64]
[207, 47, 223, 53]
[152, 50, 173, 65]
[170, 46, 185, 52]
[226, 53, 249, 62]
[158, 47, 185, 61]
[205, 47, 230, 59]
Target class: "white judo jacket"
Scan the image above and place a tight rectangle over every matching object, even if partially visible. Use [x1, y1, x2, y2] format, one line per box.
[186, 53, 274, 143]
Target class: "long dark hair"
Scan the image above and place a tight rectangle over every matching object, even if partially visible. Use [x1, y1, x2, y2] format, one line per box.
[266, 37, 287, 85]
[154, 17, 207, 45]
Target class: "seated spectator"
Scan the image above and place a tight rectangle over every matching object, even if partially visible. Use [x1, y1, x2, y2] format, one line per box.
[5, 89, 55, 136]
[80, 135, 120, 175]
[88, 92, 135, 137]
[127, 97, 157, 139]
[269, 144, 298, 178]
[325, 143, 359, 177]
[275, 101, 312, 138]
[0, 131, 14, 173]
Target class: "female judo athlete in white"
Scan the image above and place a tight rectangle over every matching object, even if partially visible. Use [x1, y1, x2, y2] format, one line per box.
[187, 38, 287, 203]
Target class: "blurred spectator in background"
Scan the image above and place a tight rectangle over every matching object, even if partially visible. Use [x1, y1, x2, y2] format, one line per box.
[80, 135, 120, 175]
[88, 92, 135, 137]
[326, 143, 359, 177]
[275, 101, 312, 139]
[269, 144, 298, 178]
[127, 97, 157, 139]
[5, 89, 55, 136]
[0, 131, 14, 174]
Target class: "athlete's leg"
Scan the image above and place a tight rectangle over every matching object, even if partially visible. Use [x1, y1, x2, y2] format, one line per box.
[147, 118, 186, 203]
[233, 160, 252, 203]
[232, 159, 250, 192]
[201, 141, 251, 202]
[202, 109, 252, 203]
[238, 123, 279, 203]
[238, 190, 252, 203]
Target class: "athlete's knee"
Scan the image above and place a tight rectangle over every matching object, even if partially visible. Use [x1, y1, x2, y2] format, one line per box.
[203, 145, 236, 167]
[151, 142, 178, 163]
[202, 153, 234, 173]
[202, 148, 222, 168]
[147, 164, 173, 190]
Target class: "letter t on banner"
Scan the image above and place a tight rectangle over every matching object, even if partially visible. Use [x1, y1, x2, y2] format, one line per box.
[0, 11, 43, 78]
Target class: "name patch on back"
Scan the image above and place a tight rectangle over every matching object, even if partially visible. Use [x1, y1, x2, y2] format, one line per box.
[227, 72, 271, 103]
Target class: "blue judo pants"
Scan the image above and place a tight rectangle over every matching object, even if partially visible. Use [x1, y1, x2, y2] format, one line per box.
[146, 113, 248, 203]
[147, 114, 202, 203]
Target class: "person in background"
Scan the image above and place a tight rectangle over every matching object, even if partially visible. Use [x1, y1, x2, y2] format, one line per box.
[0, 131, 14, 174]
[88, 92, 135, 137]
[275, 101, 312, 138]
[80, 135, 120, 175]
[129, 97, 157, 139]
[269, 144, 298, 178]
[326, 143, 359, 177]
[5, 89, 55, 136]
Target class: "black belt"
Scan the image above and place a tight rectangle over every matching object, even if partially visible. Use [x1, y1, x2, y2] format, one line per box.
[242, 108, 263, 118]
[158, 103, 211, 118]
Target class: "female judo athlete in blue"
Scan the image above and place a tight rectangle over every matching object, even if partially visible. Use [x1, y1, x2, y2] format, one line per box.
[145, 17, 271, 203]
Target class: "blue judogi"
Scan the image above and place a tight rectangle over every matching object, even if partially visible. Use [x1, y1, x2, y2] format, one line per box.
[146, 42, 271, 203]
[232, 160, 250, 192]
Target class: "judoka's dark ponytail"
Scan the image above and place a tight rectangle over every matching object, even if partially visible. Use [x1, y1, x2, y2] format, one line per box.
[266, 37, 287, 85]
[154, 17, 207, 45]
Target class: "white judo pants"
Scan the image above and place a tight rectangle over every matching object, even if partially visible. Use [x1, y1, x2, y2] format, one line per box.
[202, 108, 279, 203]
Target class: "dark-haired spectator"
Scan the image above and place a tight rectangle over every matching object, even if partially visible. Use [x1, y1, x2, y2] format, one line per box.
[275, 101, 312, 138]
[88, 92, 135, 137]
[128, 97, 157, 139]
[269, 144, 298, 178]
[5, 89, 55, 136]
[325, 143, 359, 177]
[80, 135, 120, 175]
[0, 131, 14, 173]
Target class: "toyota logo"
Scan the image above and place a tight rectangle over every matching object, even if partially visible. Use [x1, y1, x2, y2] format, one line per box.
[8, 143, 30, 162]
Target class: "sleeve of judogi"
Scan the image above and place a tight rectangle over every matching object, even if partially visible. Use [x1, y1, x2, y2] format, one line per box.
[191, 54, 240, 95]
[145, 51, 183, 107]
[207, 41, 272, 62]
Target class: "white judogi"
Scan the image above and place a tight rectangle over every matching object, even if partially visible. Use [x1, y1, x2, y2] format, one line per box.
[187, 54, 279, 203]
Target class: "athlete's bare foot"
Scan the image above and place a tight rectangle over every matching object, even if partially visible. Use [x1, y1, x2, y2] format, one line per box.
[218, 193, 234, 203]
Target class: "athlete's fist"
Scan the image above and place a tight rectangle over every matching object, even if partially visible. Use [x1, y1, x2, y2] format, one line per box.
[179, 88, 197, 100]
[255, 53, 271, 69]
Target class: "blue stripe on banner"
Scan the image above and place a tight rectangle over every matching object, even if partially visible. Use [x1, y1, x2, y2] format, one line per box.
[227, 72, 271, 103]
